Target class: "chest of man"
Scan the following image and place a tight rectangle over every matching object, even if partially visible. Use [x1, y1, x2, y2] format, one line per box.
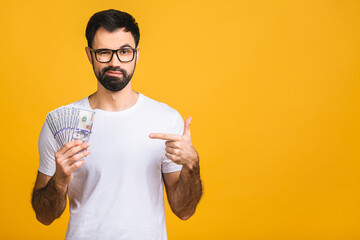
[68, 112, 169, 206]
[86, 114, 164, 170]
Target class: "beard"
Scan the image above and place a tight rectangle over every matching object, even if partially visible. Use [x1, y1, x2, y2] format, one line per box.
[93, 61, 136, 92]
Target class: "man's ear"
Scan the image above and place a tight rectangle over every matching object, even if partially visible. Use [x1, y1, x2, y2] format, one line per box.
[85, 47, 93, 64]
[135, 46, 140, 64]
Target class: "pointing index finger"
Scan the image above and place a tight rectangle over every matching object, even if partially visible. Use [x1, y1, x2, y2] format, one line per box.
[149, 133, 181, 141]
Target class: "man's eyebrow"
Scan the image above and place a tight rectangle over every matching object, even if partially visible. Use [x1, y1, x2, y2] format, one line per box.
[95, 48, 110, 51]
[119, 44, 134, 48]
[96, 44, 134, 51]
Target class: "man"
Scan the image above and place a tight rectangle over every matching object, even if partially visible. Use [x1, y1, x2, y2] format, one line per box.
[31, 9, 202, 240]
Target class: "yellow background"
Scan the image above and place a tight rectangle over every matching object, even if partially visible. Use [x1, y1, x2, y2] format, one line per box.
[0, 0, 359, 239]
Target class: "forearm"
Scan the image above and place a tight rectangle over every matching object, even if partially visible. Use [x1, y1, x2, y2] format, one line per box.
[169, 158, 203, 220]
[31, 176, 67, 225]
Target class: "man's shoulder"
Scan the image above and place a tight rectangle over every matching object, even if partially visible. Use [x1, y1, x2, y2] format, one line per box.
[65, 97, 89, 108]
[140, 93, 180, 116]
[46, 97, 89, 113]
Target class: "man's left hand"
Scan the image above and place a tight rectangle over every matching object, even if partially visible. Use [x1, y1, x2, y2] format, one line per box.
[149, 117, 199, 170]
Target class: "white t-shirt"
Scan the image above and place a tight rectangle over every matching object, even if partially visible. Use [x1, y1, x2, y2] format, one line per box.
[38, 92, 184, 240]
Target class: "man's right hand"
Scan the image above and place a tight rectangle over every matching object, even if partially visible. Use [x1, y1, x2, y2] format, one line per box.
[53, 140, 90, 192]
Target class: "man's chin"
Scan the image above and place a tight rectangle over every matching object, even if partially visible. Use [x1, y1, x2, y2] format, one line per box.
[105, 75, 123, 82]
[102, 85, 124, 92]
[98, 77, 131, 92]
[103, 82, 124, 91]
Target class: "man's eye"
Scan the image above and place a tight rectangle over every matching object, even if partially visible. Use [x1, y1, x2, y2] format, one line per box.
[119, 49, 131, 54]
[98, 51, 111, 55]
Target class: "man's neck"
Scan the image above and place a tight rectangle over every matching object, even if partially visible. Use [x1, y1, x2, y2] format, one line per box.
[88, 83, 139, 112]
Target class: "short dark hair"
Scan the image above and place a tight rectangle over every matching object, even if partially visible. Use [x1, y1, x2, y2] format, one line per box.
[85, 9, 140, 48]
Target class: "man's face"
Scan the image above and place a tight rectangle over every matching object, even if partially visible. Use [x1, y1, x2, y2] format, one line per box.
[86, 27, 139, 92]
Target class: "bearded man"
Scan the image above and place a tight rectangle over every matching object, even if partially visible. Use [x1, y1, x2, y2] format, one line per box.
[31, 9, 202, 240]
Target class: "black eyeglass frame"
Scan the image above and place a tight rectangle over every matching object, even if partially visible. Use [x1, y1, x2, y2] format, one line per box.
[89, 47, 137, 63]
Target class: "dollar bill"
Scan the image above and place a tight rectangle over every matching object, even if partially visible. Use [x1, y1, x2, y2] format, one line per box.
[72, 108, 95, 143]
[46, 106, 96, 146]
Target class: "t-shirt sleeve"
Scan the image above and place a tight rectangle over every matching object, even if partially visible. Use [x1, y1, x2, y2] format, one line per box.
[38, 119, 59, 176]
[161, 111, 184, 173]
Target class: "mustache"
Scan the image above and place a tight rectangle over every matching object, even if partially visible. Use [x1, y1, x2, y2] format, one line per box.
[102, 67, 127, 76]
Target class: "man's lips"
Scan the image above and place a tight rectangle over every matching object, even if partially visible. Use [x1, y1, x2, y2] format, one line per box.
[106, 70, 123, 76]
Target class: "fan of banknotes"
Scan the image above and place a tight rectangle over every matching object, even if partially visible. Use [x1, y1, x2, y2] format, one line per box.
[46, 106, 96, 147]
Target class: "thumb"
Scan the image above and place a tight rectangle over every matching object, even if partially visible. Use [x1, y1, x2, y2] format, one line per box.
[183, 116, 192, 136]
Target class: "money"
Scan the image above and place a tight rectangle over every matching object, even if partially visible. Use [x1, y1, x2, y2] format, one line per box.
[46, 106, 95, 147]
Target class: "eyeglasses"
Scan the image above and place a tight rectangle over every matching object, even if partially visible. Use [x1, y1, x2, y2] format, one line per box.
[89, 47, 137, 63]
